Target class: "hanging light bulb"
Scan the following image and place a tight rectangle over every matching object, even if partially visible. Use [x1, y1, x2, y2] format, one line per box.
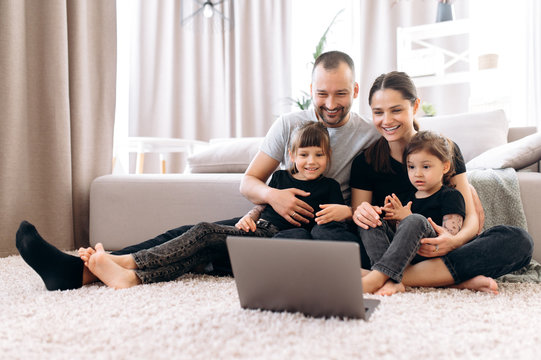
[203, 2, 214, 18]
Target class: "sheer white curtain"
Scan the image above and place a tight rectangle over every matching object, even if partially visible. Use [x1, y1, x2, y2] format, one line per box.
[526, 0, 541, 127]
[118, 0, 291, 172]
[353, 0, 470, 117]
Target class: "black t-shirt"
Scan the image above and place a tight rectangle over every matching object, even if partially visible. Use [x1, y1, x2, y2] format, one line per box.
[261, 170, 344, 231]
[405, 185, 466, 225]
[349, 140, 466, 207]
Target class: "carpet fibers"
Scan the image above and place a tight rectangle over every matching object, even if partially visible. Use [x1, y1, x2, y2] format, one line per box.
[2, 254, 541, 360]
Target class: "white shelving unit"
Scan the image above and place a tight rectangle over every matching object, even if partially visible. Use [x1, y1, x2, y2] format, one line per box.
[397, 19, 471, 88]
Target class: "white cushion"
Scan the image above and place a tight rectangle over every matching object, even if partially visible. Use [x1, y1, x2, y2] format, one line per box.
[418, 110, 509, 163]
[467, 132, 541, 170]
[187, 137, 263, 173]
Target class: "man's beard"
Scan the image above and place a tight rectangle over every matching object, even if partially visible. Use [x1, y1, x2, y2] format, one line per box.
[316, 105, 351, 127]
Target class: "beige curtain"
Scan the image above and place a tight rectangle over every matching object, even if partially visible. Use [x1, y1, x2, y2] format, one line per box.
[124, 0, 290, 173]
[0, 0, 116, 256]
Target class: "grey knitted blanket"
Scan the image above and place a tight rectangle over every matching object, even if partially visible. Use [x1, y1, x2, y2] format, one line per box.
[467, 168, 540, 283]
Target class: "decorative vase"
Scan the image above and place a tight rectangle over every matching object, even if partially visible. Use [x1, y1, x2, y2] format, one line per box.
[436, 2, 455, 22]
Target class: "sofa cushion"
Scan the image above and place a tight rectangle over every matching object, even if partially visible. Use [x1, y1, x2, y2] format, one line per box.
[466, 131, 541, 170]
[418, 109, 509, 163]
[187, 137, 263, 173]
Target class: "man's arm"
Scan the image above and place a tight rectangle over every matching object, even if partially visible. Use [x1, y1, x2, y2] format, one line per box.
[240, 151, 314, 226]
[240, 151, 280, 205]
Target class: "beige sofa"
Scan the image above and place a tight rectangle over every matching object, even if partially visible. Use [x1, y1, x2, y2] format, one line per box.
[90, 110, 541, 261]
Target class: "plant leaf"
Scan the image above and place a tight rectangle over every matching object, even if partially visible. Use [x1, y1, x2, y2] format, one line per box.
[312, 8, 345, 61]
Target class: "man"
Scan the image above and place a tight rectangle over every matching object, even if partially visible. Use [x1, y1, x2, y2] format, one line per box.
[16, 51, 379, 291]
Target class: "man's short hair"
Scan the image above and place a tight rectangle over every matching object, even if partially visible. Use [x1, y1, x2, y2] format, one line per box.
[312, 51, 355, 80]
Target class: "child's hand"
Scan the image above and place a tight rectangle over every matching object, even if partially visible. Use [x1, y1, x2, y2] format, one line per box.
[315, 204, 352, 224]
[382, 193, 412, 221]
[235, 215, 257, 232]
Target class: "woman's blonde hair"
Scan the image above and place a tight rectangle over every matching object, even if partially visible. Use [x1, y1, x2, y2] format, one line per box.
[289, 122, 331, 175]
[404, 130, 455, 186]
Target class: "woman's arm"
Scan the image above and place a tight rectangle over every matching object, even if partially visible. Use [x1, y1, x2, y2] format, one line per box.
[418, 173, 479, 257]
[449, 172, 479, 245]
[351, 188, 382, 229]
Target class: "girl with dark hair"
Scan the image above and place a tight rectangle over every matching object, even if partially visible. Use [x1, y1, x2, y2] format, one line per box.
[351, 71, 533, 295]
[359, 130, 466, 294]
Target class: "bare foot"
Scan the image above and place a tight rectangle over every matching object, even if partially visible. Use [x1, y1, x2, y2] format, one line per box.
[361, 269, 371, 277]
[78, 247, 96, 267]
[87, 243, 141, 289]
[452, 275, 499, 295]
[362, 270, 389, 294]
[80, 245, 137, 270]
[375, 279, 406, 296]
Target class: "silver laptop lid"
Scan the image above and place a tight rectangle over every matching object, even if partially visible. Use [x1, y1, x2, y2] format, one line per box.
[226, 236, 379, 320]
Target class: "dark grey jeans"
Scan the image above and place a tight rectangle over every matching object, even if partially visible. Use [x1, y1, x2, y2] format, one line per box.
[360, 214, 435, 282]
[360, 214, 534, 284]
[132, 220, 279, 284]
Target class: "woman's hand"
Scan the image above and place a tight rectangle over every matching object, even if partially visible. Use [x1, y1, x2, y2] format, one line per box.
[417, 217, 460, 257]
[315, 204, 352, 224]
[353, 201, 383, 229]
[381, 193, 412, 221]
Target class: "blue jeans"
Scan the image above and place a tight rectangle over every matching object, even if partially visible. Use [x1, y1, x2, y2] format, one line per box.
[360, 214, 435, 282]
[132, 220, 279, 284]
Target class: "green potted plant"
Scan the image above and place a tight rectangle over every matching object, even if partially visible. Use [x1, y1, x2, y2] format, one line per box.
[289, 9, 344, 110]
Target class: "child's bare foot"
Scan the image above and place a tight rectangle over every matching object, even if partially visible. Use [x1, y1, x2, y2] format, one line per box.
[80, 245, 137, 270]
[452, 275, 499, 295]
[361, 269, 371, 277]
[362, 270, 389, 294]
[375, 279, 406, 296]
[78, 247, 96, 266]
[87, 243, 141, 289]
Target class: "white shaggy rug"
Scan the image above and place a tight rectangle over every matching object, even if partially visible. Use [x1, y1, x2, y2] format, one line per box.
[2, 254, 541, 360]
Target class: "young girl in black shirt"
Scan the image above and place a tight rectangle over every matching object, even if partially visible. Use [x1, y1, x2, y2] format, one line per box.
[359, 131, 466, 294]
[73, 122, 350, 288]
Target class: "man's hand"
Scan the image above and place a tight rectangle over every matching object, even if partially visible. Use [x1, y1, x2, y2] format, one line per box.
[268, 188, 314, 226]
[315, 204, 352, 224]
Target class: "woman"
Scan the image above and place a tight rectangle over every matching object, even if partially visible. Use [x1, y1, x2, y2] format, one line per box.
[351, 71, 533, 296]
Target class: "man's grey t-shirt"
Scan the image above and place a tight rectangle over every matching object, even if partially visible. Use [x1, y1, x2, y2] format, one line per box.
[260, 108, 380, 204]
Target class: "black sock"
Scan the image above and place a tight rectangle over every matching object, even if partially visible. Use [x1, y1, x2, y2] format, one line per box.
[16, 220, 84, 291]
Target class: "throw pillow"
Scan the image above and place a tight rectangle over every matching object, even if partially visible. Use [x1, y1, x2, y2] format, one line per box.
[466, 131, 541, 170]
[418, 109, 509, 163]
[187, 137, 263, 173]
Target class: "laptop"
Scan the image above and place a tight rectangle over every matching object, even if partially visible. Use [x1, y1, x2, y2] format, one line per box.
[226, 236, 380, 320]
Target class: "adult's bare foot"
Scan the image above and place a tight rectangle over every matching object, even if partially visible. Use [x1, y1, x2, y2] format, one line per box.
[375, 279, 406, 296]
[452, 275, 499, 295]
[87, 243, 141, 289]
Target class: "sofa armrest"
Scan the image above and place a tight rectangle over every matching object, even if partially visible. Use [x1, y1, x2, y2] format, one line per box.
[89, 174, 253, 251]
[517, 172, 541, 262]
